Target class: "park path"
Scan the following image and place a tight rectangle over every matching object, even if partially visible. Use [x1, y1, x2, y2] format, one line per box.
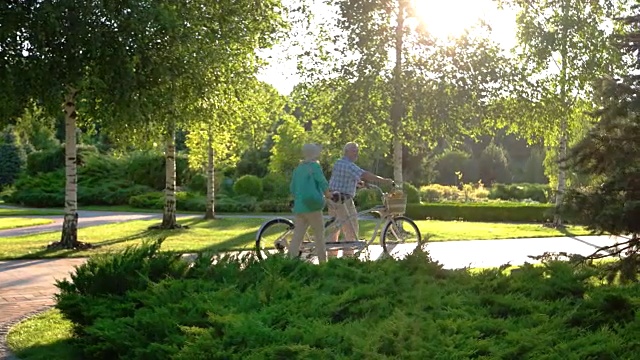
[0, 206, 295, 238]
[0, 206, 376, 238]
[0, 233, 628, 359]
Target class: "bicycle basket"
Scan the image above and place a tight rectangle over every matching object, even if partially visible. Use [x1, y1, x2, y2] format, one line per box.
[384, 191, 407, 215]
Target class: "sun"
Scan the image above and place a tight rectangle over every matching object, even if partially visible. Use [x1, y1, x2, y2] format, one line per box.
[411, 0, 492, 39]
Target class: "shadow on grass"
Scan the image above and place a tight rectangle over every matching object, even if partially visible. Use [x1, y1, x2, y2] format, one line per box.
[15, 230, 156, 260]
[0, 259, 55, 273]
[179, 217, 266, 231]
[557, 226, 604, 250]
[12, 337, 80, 360]
[171, 228, 259, 256]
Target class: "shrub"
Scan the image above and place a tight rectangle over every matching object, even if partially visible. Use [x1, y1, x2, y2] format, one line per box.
[420, 184, 462, 202]
[257, 199, 292, 213]
[11, 153, 155, 207]
[489, 183, 551, 203]
[0, 127, 27, 189]
[55, 239, 190, 329]
[354, 188, 380, 209]
[434, 150, 471, 185]
[403, 182, 420, 203]
[8, 170, 65, 207]
[406, 202, 557, 222]
[176, 192, 207, 212]
[124, 151, 193, 191]
[129, 192, 164, 210]
[461, 182, 490, 202]
[262, 172, 290, 200]
[216, 194, 257, 213]
[79, 182, 153, 206]
[26, 144, 98, 175]
[54, 241, 640, 360]
[186, 173, 207, 194]
[479, 142, 512, 185]
[233, 175, 263, 199]
[129, 192, 257, 213]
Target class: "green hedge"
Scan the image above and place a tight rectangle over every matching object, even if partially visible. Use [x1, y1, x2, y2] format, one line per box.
[406, 202, 556, 222]
[53, 240, 640, 359]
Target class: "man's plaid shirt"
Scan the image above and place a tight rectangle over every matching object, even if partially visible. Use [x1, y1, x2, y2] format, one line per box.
[328, 157, 365, 197]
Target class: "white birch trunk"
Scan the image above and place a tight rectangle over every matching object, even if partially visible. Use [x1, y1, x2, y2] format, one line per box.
[60, 88, 79, 248]
[393, 138, 403, 187]
[554, 119, 568, 225]
[204, 129, 215, 220]
[391, 0, 405, 188]
[554, 0, 569, 227]
[161, 121, 178, 228]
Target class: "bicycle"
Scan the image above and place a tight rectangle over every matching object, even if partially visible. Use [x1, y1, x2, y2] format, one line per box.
[255, 181, 424, 262]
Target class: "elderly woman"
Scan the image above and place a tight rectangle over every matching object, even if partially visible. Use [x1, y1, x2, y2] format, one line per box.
[288, 143, 331, 263]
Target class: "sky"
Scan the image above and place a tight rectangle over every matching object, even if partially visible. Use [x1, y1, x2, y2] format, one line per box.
[256, 0, 519, 96]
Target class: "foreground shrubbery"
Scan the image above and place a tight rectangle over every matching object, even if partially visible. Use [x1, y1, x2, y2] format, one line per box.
[49, 240, 640, 359]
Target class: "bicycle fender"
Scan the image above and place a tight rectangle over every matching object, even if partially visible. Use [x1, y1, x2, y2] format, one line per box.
[255, 217, 294, 242]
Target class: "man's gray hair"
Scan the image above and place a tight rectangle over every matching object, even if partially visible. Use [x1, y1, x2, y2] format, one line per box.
[343, 142, 359, 154]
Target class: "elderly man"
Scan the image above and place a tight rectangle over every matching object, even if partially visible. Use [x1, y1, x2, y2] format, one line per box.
[327, 142, 393, 255]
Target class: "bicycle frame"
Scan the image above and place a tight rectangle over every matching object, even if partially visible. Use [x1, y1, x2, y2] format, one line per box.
[309, 182, 401, 251]
[254, 181, 409, 260]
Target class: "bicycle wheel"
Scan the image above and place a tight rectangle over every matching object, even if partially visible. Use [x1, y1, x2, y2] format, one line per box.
[380, 216, 423, 260]
[255, 217, 316, 261]
[255, 218, 294, 260]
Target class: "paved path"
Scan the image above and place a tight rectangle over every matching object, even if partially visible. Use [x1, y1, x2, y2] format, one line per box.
[0, 258, 87, 360]
[0, 207, 284, 238]
[0, 206, 375, 238]
[0, 210, 201, 237]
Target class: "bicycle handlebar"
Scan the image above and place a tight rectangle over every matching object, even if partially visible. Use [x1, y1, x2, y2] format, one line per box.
[361, 181, 400, 196]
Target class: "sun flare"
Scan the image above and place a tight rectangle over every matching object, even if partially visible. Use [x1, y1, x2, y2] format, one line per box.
[411, 0, 494, 39]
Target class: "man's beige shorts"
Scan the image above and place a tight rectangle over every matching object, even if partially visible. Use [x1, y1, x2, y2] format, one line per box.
[327, 197, 359, 242]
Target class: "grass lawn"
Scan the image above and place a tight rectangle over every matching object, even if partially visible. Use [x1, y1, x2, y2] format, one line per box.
[6, 309, 77, 360]
[0, 218, 54, 230]
[1, 204, 283, 217]
[0, 217, 592, 260]
[0, 208, 64, 216]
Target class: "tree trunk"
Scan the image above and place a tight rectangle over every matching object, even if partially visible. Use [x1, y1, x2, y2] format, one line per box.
[60, 88, 79, 248]
[554, 120, 568, 225]
[391, 0, 405, 187]
[161, 121, 178, 228]
[204, 129, 215, 220]
[554, 0, 569, 227]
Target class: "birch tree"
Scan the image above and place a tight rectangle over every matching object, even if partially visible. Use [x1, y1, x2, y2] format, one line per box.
[0, 1, 161, 249]
[0, 0, 286, 246]
[102, 0, 286, 229]
[316, 0, 509, 186]
[496, 0, 628, 225]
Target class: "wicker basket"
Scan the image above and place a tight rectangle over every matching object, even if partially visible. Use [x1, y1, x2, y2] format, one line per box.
[384, 191, 407, 215]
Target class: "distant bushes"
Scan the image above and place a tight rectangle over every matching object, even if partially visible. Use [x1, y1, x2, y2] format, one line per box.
[419, 183, 490, 203]
[7, 146, 557, 223]
[418, 182, 551, 204]
[26, 144, 98, 176]
[489, 183, 552, 203]
[233, 175, 264, 199]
